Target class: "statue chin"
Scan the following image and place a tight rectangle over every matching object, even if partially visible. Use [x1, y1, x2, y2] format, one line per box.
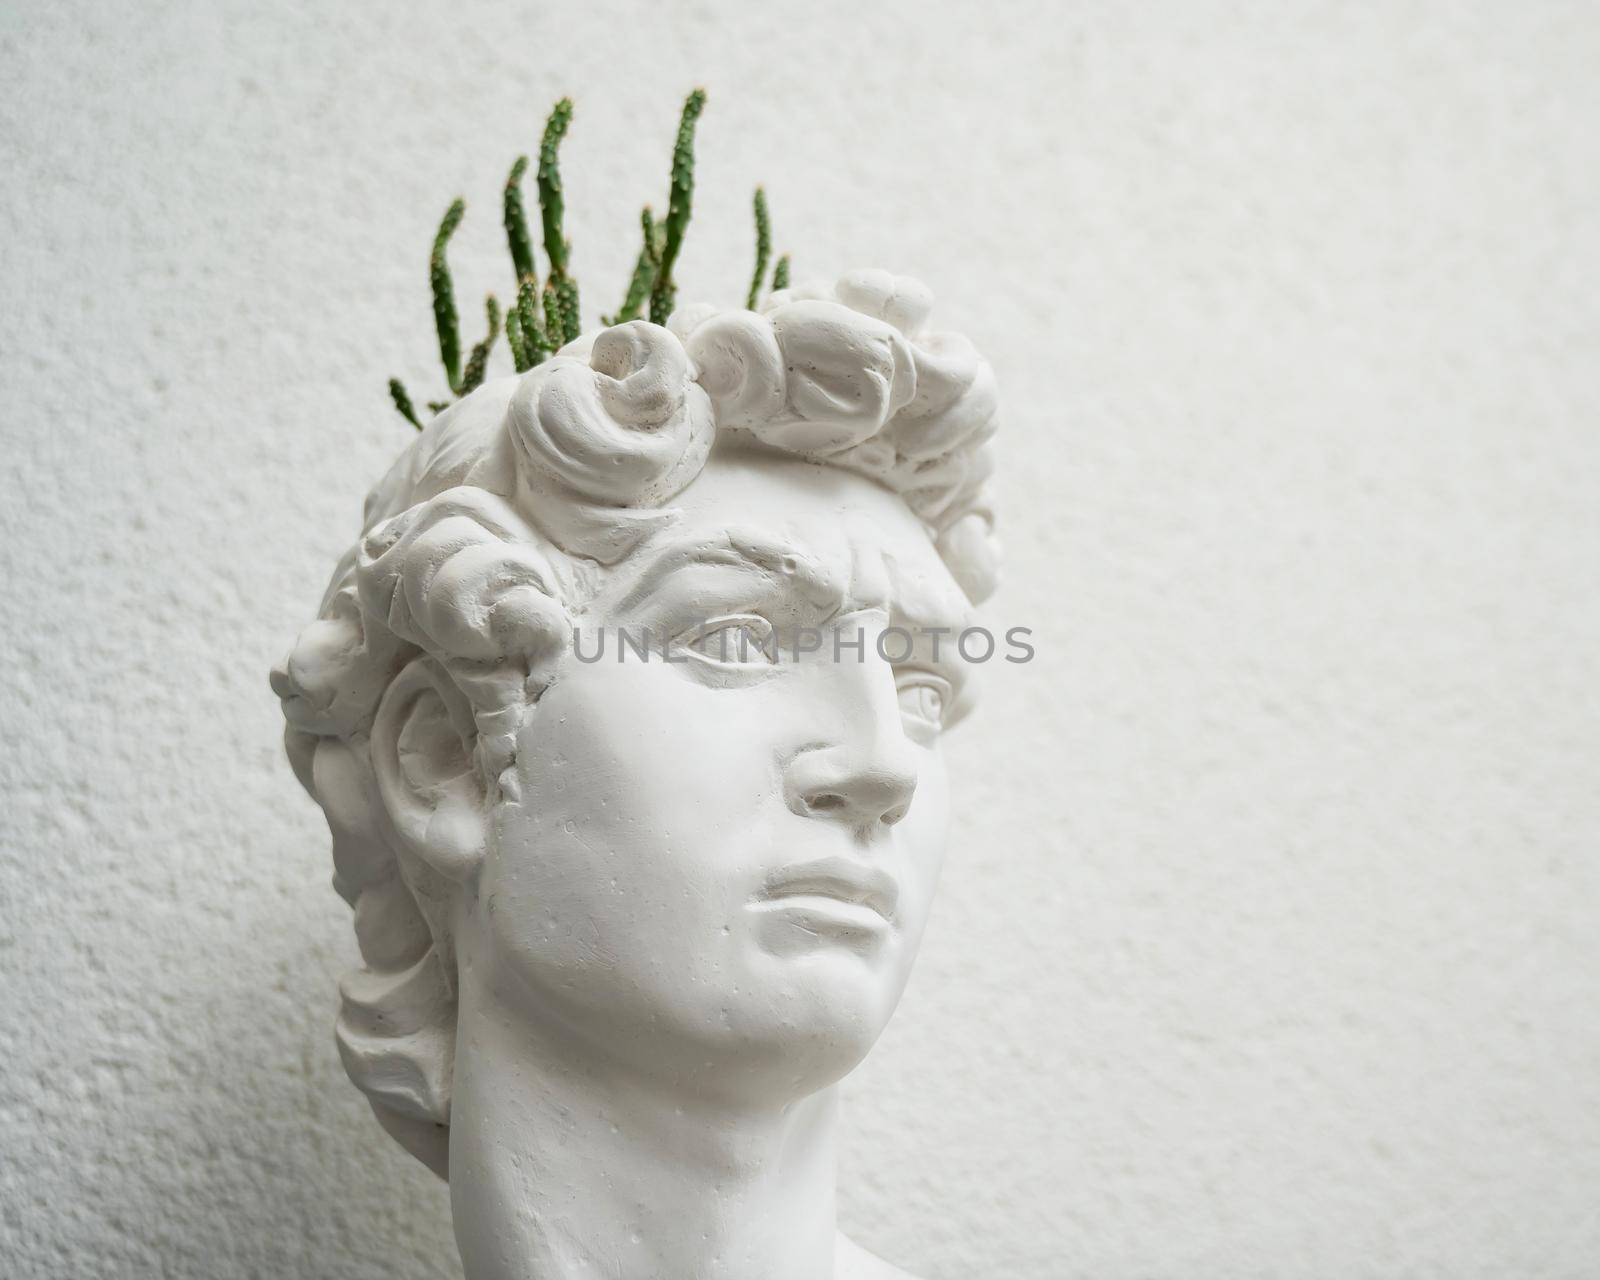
[274, 272, 999, 1278]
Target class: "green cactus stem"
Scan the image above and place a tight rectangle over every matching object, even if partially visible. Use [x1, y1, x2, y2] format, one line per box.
[431, 198, 467, 394]
[459, 295, 501, 395]
[520, 278, 551, 366]
[556, 277, 580, 345]
[772, 253, 790, 292]
[746, 187, 770, 310]
[649, 88, 706, 326]
[538, 98, 580, 343]
[389, 378, 422, 429]
[542, 280, 561, 348]
[537, 99, 573, 274]
[607, 206, 661, 325]
[506, 306, 528, 371]
[503, 155, 536, 284]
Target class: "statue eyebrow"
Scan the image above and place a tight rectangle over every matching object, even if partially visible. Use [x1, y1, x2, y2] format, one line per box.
[888, 591, 973, 640]
[609, 529, 848, 615]
[882, 568, 975, 645]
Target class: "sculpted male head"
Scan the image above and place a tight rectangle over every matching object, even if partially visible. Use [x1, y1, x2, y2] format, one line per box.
[273, 270, 1000, 1272]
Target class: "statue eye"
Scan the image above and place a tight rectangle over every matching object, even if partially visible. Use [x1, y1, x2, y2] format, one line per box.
[896, 674, 950, 733]
[680, 615, 778, 665]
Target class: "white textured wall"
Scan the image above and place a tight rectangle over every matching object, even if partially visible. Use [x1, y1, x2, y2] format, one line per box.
[3, 1, 1597, 1276]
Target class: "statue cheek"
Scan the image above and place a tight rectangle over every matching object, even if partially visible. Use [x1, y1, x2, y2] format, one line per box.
[479, 812, 650, 998]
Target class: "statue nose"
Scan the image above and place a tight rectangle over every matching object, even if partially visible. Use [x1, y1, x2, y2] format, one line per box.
[784, 742, 919, 830]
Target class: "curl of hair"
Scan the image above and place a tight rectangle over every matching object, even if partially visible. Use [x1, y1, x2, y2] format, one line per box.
[506, 321, 714, 563]
[273, 482, 573, 1178]
[681, 268, 1002, 601]
[358, 487, 569, 794]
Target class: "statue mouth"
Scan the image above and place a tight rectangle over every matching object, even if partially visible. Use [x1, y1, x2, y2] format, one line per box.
[751, 857, 899, 928]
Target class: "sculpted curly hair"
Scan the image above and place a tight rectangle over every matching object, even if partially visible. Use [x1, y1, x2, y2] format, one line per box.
[270, 272, 1001, 1177]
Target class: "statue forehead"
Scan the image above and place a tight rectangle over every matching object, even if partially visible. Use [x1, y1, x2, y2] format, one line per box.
[670, 445, 927, 543]
[615, 447, 971, 627]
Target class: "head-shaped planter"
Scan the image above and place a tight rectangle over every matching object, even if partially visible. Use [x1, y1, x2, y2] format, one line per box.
[273, 269, 1000, 1279]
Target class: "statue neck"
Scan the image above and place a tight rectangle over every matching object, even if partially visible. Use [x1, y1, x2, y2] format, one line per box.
[449, 966, 840, 1280]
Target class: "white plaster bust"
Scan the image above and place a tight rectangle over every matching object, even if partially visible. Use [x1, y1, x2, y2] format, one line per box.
[272, 270, 1000, 1279]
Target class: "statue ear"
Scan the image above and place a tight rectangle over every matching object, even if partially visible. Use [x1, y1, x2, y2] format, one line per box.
[371, 657, 488, 882]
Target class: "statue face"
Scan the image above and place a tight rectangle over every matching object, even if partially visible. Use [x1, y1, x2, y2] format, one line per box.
[475, 448, 975, 1100]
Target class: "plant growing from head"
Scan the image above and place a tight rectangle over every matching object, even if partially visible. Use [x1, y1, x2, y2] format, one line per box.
[390, 90, 792, 429]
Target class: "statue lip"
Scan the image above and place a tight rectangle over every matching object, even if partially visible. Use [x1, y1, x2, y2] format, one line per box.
[754, 858, 899, 923]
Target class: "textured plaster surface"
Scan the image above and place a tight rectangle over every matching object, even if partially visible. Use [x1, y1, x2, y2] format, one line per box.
[2, 2, 1598, 1277]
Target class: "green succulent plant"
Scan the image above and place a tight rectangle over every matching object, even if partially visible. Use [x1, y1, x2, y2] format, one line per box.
[389, 90, 792, 430]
